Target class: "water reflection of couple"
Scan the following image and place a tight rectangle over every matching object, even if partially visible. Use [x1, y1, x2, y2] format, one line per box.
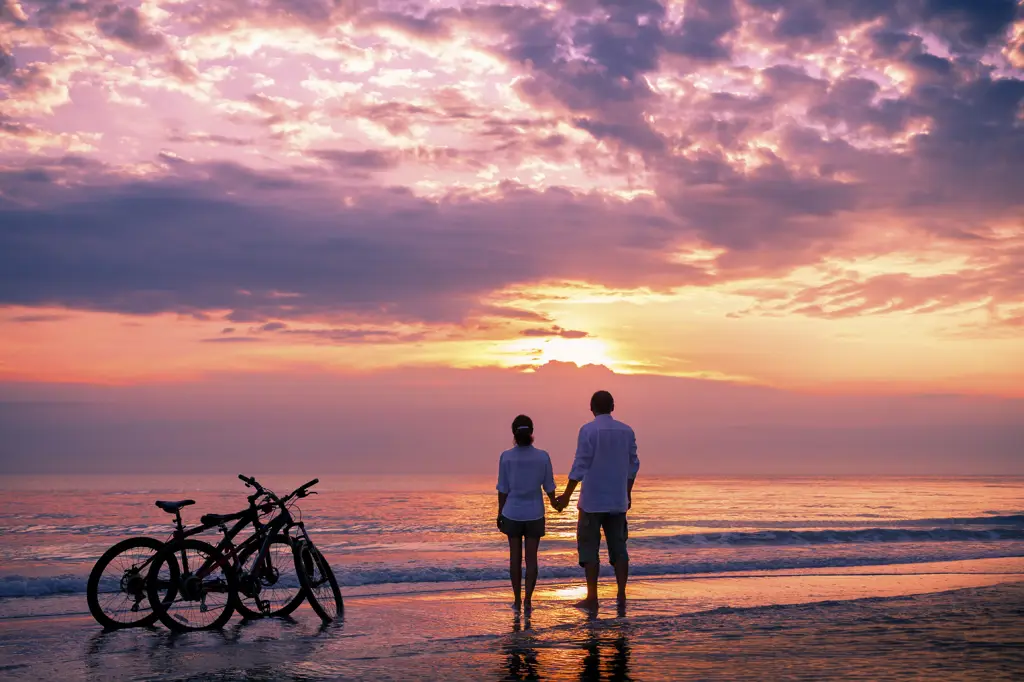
[496, 390, 640, 612]
[503, 630, 633, 682]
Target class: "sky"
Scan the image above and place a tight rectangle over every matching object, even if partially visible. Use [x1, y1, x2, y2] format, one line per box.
[1, 0, 1022, 474]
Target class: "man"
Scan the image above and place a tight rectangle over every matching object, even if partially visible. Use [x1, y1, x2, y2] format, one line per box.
[556, 390, 639, 610]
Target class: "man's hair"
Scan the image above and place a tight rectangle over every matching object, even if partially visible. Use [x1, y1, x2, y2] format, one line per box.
[590, 390, 614, 415]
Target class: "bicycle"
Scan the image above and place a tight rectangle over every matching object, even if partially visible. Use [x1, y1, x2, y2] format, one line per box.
[239, 475, 344, 624]
[145, 475, 342, 631]
[87, 481, 301, 630]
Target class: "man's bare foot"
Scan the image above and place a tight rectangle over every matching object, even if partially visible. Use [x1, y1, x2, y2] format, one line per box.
[573, 598, 598, 611]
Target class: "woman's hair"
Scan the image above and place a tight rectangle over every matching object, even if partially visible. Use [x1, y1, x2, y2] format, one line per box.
[511, 414, 534, 447]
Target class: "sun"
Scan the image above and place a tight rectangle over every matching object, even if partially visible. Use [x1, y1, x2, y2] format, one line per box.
[498, 336, 620, 369]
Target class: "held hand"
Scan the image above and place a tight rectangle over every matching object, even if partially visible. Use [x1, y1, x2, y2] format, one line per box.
[496, 515, 503, 531]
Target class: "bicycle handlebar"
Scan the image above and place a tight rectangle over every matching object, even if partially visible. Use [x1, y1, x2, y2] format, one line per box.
[238, 474, 319, 507]
[282, 478, 319, 503]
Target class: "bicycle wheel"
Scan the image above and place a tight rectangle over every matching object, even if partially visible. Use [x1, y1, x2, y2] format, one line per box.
[293, 540, 343, 622]
[87, 537, 164, 629]
[234, 534, 304, 620]
[147, 538, 237, 632]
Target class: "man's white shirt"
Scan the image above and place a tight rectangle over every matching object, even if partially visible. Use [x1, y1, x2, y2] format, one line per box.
[568, 414, 639, 513]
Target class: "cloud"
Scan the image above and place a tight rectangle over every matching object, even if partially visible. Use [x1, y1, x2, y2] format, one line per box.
[311, 149, 400, 171]
[0, 0, 1021, 353]
[10, 313, 68, 322]
[520, 326, 590, 339]
[0, 162, 707, 324]
[200, 336, 262, 343]
[665, 0, 738, 62]
[95, 5, 166, 50]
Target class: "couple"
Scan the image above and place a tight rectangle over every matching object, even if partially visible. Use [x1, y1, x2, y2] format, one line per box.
[496, 390, 639, 612]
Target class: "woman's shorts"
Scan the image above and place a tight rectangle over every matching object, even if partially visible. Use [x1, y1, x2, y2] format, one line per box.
[500, 515, 546, 538]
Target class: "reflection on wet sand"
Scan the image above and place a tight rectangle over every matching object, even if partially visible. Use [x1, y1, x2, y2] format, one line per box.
[578, 631, 632, 682]
[500, 609, 633, 682]
[83, 616, 337, 681]
[503, 613, 541, 680]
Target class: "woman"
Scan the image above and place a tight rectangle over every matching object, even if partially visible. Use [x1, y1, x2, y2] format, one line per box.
[496, 414, 559, 612]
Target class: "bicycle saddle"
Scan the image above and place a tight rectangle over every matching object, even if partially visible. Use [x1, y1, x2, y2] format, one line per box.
[200, 510, 247, 526]
[154, 499, 196, 513]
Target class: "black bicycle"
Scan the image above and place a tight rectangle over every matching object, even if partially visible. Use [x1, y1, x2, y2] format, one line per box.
[145, 475, 342, 632]
[86, 477, 318, 630]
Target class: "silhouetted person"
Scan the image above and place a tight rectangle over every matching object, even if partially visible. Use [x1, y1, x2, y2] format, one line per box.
[496, 414, 560, 612]
[556, 391, 639, 610]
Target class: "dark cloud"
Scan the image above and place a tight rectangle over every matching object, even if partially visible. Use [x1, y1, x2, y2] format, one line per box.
[176, 0, 370, 32]
[664, 0, 738, 61]
[0, 164, 705, 324]
[165, 55, 199, 83]
[454, 2, 668, 152]
[95, 5, 166, 50]
[312, 149, 400, 171]
[921, 0, 1019, 50]
[520, 326, 590, 339]
[167, 131, 255, 147]
[0, 43, 14, 77]
[3, 61, 54, 96]
[10, 313, 69, 322]
[275, 327, 430, 344]
[0, 114, 38, 137]
[200, 336, 263, 343]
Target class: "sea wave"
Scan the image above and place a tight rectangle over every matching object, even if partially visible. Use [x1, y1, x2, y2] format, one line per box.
[633, 526, 1024, 548]
[1, 514, 1020, 538]
[3, 546, 1023, 598]
[634, 515, 1024, 531]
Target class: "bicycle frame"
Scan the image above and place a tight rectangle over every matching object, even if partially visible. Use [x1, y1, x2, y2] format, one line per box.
[149, 477, 320, 606]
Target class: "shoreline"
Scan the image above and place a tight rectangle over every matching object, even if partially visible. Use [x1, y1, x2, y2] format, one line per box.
[1, 557, 1023, 680]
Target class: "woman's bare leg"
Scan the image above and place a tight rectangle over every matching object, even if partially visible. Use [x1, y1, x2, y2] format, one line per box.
[524, 536, 540, 611]
[508, 534, 523, 609]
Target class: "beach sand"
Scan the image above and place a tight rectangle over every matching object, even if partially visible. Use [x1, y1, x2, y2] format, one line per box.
[1, 557, 1022, 680]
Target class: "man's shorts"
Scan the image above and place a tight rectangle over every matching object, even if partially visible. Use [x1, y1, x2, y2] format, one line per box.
[500, 515, 546, 538]
[577, 512, 629, 566]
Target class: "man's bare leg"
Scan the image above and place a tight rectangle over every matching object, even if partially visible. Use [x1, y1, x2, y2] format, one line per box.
[575, 562, 600, 610]
[614, 560, 629, 603]
[524, 536, 540, 612]
[508, 535, 523, 610]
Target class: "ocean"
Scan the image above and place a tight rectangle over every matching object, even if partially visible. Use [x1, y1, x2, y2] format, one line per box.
[1, 474, 1022, 607]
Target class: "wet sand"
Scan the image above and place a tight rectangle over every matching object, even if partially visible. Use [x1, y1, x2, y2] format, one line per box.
[1, 558, 1022, 680]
